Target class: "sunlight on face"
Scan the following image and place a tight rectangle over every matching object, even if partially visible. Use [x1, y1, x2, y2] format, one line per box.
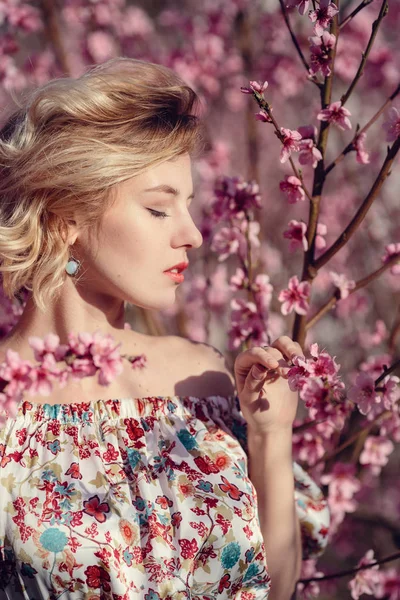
[76, 153, 203, 311]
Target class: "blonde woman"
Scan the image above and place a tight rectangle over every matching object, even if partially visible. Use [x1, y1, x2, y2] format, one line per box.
[0, 58, 329, 600]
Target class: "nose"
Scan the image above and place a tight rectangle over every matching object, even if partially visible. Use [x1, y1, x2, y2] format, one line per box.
[172, 213, 203, 250]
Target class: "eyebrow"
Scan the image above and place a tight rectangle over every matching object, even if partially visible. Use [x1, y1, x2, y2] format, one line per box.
[143, 184, 195, 200]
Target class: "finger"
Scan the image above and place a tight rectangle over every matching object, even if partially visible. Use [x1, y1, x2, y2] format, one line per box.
[234, 346, 282, 373]
[271, 337, 305, 362]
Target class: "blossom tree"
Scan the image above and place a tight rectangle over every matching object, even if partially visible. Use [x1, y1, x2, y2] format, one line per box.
[1, 0, 400, 597]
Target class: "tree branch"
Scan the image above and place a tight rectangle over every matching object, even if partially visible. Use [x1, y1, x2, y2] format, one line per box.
[278, 0, 311, 74]
[314, 136, 400, 271]
[40, 0, 72, 75]
[298, 551, 400, 583]
[292, 11, 340, 346]
[340, 0, 389, 106]
[339, 0, 374, 30]
[325, 83, 400, 176]
[305, 253, 400, 330]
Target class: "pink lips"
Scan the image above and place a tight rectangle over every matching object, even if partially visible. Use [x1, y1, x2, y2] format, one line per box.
[163, 262, 188, 284]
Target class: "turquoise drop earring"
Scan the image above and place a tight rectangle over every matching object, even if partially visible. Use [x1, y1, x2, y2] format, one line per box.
[65, 256, 81, 276]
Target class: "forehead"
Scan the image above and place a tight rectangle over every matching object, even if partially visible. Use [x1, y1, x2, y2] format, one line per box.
[120, 153, 193, 194]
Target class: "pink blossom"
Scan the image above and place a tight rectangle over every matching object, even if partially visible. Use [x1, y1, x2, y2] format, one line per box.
[382, 107, 400, 142]
[240, 80, 268, 95]
[279, 175, 305, 203]
[309, 0, 339, 37]
[381, 243, 400, 275]
[309, 32, 336, 77]
[296, 559, 325, 599]
[255, 109, 271, 122]
[348, 371, 381, 415]
[317, 101, 352, 130]
[89, 331, 124, 386]
[229, 268, 248, 290]
[207, 264, 230, 310]
[298, 139, 323, 168]
[375, 568, 400, 600]
[0, 349, 33, 399]
[293, 429, 326, 466]
[228, 298, 265, 350]
[380, 375, 400, 410]
[283, 220, 308, 253]
[6, 3, 43, 33]
[315, 222, 327, 250]
[251, 274, 273, 309]
[28, 333, 69, 363]
[212, 176, 262, 221]
[120, 6, 154, 37]
[211, 226, 244, 261]
[348, 550, 380, 600]
[280, 127, 302, 163]
[321, 463, 361, 533]
[297, 125, 317, 140]
[329, 271, 356, 299]
[359, 435, 394, 476]
[286, 0, 310, 15]
[354, 132, 370, 164]
[278, 275, 310, 315]
[358, 319, 387, 348]
[86, 31, 118, 62]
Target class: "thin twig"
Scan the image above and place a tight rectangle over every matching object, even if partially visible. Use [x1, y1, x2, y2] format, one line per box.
[292, 10, 340, 346]
[325, 83, 400, 176]
[339, 0, 374, 29]
[340, 0, 389, 106]
[305, 254, 400, 330]
[298, 551, 400, 583]
[39, 0, 71, 75]
[252, 91, 313, 201]
[278, 0, 310, 73]
[314, 136, 400, 271]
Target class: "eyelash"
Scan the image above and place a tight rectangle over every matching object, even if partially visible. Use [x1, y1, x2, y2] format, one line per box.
[147, 208, 169, 219]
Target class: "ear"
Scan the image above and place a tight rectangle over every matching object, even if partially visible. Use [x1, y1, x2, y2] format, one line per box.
[61, 219, 79, 246]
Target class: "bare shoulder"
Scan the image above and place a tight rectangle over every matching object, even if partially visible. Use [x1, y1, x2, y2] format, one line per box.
[171, 335, 236, 398]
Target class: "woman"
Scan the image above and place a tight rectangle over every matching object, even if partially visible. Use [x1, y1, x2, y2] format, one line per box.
[0, 58, 329, 600]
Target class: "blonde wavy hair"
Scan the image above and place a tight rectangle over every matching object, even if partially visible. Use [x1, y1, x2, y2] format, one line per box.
[0, 57, 204, 313]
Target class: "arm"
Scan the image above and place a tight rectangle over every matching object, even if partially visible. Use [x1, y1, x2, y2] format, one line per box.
[247, 430, 301, 600]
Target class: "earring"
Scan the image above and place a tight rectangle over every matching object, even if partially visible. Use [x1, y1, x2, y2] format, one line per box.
[65, 256, 81, 276]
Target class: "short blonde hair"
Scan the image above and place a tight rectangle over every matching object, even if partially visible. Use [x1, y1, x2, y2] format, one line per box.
[0, 57, 204, 312]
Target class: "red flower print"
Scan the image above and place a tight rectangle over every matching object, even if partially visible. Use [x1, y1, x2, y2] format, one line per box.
[82, 495, 110, 523]
[216, 513, 231, 535]
[218, 573, 231, 593]
[66, 462, 82, 480]
[155, 495, 173, 510]
[218, 476, 243, 501]
[71, 511, 83, 527]
[102, 442, 119, 462]
[319, 525, 329, 538]
[243, 524, 253, 540]
[178, 537, 198, 559]
[0, 443, 11, 468]
[118, 518, 137, 545]
[15, 427, 28, 445]
[84, 565, 111, 591]
[124, 418, 144, 441]
[214, 451, 231, 470]
[171, 511, 182, 528]
[194, 455, 219, 475]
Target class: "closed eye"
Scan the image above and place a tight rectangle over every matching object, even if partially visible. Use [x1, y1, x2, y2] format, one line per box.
[147, 208, 169, 219]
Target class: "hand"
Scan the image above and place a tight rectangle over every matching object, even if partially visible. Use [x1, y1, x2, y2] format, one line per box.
[234, 336, 305, 435]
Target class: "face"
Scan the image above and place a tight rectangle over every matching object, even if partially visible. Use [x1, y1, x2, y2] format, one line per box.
[74, 153, 203, 310]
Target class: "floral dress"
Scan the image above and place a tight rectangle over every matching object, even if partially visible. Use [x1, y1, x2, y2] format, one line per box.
[0, 394, 330, 599]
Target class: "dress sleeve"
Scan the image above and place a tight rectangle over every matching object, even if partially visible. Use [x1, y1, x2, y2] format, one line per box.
[227, 394, 330, 560]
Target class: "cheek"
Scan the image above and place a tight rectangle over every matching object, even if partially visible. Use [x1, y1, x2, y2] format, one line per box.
[98, 212, 164, 266]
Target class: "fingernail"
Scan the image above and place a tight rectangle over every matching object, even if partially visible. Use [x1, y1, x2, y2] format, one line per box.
[252, 365, 266, 380]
